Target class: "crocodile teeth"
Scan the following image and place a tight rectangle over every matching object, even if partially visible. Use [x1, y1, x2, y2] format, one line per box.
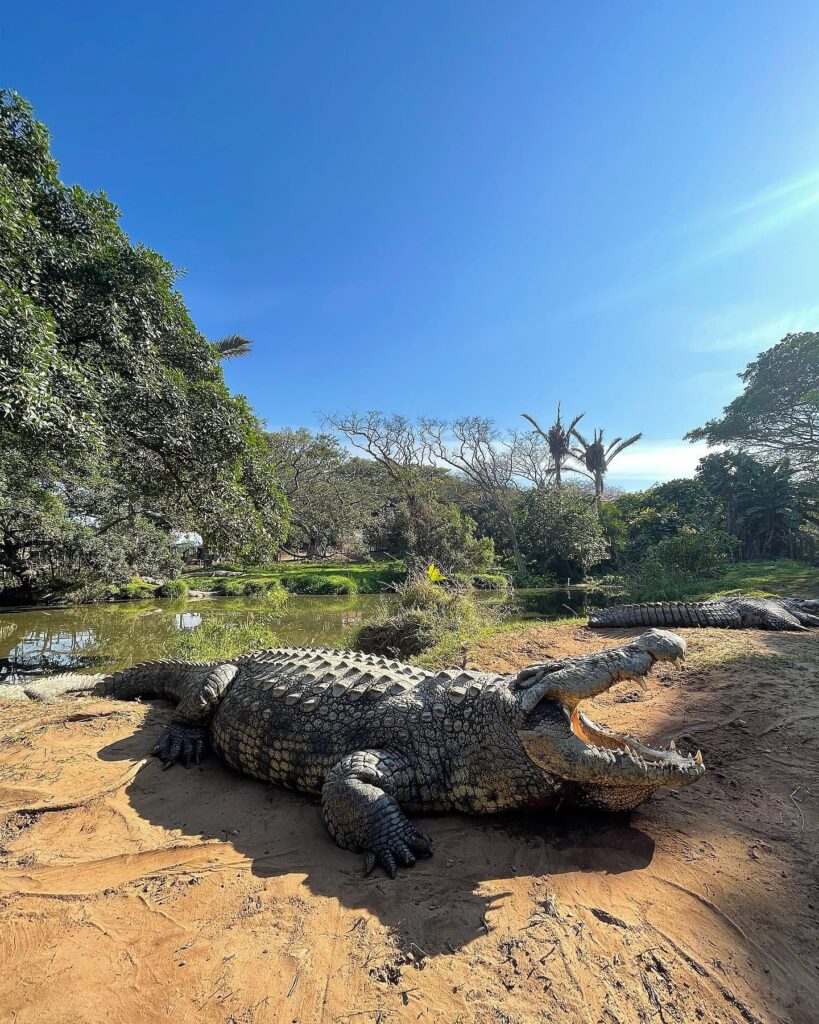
[695, 749, 703, 765]
[637, 678, 648, 691]
[669, 739, 677, 751]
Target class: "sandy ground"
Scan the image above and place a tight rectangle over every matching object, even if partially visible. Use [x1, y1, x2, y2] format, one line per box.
[0, 627, 817, 1024]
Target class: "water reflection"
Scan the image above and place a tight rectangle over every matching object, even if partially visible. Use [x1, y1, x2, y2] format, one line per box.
[0, 587, 607, 682]
[176, 612, 202, 630]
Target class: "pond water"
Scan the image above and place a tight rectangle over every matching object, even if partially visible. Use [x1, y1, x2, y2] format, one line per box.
[0, 587, 605, 682]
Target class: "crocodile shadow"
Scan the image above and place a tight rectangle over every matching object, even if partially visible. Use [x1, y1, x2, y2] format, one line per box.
[98, 704, 655, 956]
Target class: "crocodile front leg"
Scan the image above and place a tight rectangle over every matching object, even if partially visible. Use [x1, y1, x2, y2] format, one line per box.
[321, 750, 433, 877]
[154, 664, 239, 768]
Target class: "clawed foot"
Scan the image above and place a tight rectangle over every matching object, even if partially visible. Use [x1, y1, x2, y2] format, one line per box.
[153, 722, 207, 768]
[363, 820, 433, 879]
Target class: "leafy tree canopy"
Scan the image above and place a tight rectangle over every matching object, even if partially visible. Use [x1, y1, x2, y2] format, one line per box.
[514, 484, 608, 580]
[0, 91, 287, 590]
[687, 332, 819, 478]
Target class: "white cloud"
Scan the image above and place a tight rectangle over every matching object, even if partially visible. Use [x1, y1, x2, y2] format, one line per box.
[605, 441, 717, 487]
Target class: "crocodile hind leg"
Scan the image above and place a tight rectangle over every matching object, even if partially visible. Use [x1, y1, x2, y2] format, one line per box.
[154, 664, 239, 768]
[321, 750, 433, 877]
[787, 606, 819, 628]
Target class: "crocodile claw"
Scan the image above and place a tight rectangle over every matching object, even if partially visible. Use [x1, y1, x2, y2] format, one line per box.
[362, 825, 433, 878]
[153, 722, 208, 769]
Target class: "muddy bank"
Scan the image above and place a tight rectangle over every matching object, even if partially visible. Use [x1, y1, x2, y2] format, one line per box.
[0, 625, 817, 1023]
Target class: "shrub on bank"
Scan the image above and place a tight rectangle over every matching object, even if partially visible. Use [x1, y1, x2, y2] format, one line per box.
[348, 576, 497, 660]
[282, 573, 359, 595]
[466, 572, 510, 591]
[164, 618, 281, 661]
[213, 578, 288, 607]
[117, 578, 156, 600]
[626, 529, 739, 601]
[157, 579, 189, 599]
[214, 578, 246, 596]
[511, 570, 556, 589]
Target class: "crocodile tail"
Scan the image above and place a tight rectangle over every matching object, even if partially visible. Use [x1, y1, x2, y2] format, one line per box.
[589, 600, 740, 629]
[21, 660, 225, 703]
[588, 601, 701, 628]
[100, 660, 226, 703]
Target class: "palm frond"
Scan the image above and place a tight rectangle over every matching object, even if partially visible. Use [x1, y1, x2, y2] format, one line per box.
[213, 334, 253, 359]
[607, 433, 642, 459]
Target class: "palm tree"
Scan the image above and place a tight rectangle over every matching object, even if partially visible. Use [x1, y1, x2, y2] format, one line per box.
[571, 427, 642, 505]
[521, 405, 585, 487]
[734, 460, 801, 557]
[212, 334, 252, 359]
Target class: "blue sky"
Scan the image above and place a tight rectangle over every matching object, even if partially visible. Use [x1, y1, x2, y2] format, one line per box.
[4, 2, 819, 487]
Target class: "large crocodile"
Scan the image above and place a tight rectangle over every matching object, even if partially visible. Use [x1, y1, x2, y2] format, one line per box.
[588, 596, 819, 632]
[8, 630, 704, 876]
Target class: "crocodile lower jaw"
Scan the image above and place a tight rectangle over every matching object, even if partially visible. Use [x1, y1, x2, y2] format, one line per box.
[568, 706, 705, 784]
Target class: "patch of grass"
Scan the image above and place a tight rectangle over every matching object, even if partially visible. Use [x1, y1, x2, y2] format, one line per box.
[282, 573, 359, 595]
[625, 560, 819, 602]
[116, 578, 156, 600]
[156, 579, 189, 599]
[184, 559, 403, 595]
[163, 617, 281, 661]
[348, 578, 504, 661]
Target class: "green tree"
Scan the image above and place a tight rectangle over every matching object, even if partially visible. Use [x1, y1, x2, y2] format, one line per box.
[268, 428, 379, 558]
[514, 485, 608, 580]
[696, 452, 813, 559]
[409, 501, 495, 576]
[687, 332, 819, 478]
[0, 91, 288, 593]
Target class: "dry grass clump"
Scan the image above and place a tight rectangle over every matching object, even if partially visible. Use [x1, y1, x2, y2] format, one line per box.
[349, 577, 496, 660]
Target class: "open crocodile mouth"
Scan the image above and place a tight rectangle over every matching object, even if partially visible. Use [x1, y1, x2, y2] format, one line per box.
[567, 704, 704, 784]
[520, 698, 705, 787]
[516, 628, 706, 788]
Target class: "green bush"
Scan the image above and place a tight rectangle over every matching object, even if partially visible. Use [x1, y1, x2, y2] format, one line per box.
[213, 578, 289, 605]
[628, 529, 739, 601]
[264, 581, 289, 611]
[164, 618, 281, 661]
[282, 573, 358, 595]
[157, 579, 189, 599]
[117, 578, 156, 600]
[348, 577, 497, 660]
[214, 578, 246, 596]
[468, 572, 511, 591]
[515, 485, 608, 579]
[511, 570, 556, 589]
